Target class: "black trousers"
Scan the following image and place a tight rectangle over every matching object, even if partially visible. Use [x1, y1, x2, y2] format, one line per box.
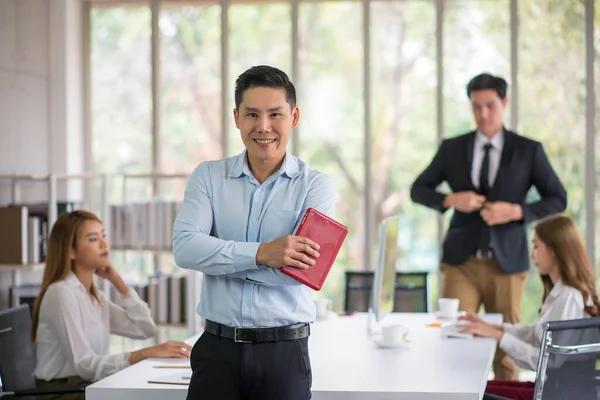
[186, 331, 312, 400]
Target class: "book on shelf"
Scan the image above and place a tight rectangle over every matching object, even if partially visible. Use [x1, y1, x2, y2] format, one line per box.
[108, 273, 187, 326]
[109, 201, 181, 251]
[0, 202, 84, 265]
[0, 206, 29, 264]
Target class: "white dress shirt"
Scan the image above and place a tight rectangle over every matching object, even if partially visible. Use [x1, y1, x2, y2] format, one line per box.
[499, 280, 589, 371]
[471, 130, 504, 189]
[34, 273, 157, 382]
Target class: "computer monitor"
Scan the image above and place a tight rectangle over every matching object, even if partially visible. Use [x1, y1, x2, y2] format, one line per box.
[370, 215, 400, 323]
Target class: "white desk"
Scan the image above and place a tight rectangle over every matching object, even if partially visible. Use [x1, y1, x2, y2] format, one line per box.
[86, 313, 502, 400]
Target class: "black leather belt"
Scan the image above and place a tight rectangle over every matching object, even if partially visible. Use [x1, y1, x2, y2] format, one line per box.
[204, 320, 310, 343]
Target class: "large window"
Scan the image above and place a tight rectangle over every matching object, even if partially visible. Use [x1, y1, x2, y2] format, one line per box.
[89, 0, 598, 320]
[160, 4, 222, 172]
[228, 4, 292, 156]
[90, 5, 152, 202]
[443, 0, 510, 136]
[298, 1, 363, 306]
[595, 2, 600, 281]
[370, 1, 438, 295]
[518, 0, 586, 322]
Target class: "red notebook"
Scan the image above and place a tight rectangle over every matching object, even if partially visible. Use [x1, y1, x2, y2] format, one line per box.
[281, 208, 348, 291]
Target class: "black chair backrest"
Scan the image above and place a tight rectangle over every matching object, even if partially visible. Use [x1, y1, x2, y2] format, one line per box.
[0, 304, 38, 392]
[393, 272, 429, 312]
[344, 271, 374, 313]
[535, 317, 600, 400]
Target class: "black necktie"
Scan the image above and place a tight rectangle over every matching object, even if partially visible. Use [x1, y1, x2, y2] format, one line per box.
[479, 143, 493, 195]
[478, 143, 493, 257]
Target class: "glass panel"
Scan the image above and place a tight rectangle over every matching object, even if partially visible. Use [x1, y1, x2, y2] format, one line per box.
[298, 1, 363, 311]
[90, 5, 152, 203]
[370, 0, 438, 308]
[227, 4, 292, 157]
[519, 0, 586, 323]
[90, 5, 154, 280]
[443, 0, 510, 137]
[159, 5, 222, 173]
[594, 0, 600, 282]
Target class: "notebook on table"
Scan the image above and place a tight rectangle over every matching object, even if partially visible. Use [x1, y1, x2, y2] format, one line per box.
[281, 208, 348, 291]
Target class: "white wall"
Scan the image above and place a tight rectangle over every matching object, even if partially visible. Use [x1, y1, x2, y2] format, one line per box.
[0, 0, 85, 308]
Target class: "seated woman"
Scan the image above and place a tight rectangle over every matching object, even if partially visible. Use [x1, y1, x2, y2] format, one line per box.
[32, 210, 192, 399]
[459, 214, 600, 400]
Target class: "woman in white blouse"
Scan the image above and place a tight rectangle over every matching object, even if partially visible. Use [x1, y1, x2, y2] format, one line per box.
[458, 214, 600, 398]
[31, 210, 192, 398]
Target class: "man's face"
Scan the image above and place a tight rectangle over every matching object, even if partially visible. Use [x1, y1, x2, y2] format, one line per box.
[234, 87, 299, 165]
[469, 89, 507, 137]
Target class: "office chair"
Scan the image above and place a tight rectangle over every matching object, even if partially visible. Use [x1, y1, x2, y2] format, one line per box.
[0, 304, 85, 399]
[483, 316, 600, 400]
[344, 271, 374, 313]
[533, 316, 600, 400]
[393, 271, 429, 312]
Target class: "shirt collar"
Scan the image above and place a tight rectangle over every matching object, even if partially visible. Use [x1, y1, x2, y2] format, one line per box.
[227, 151, 300, 179]
[65, 271, 85, 290]
[475, 129, 504, 151]
[547, 279, 566, 299]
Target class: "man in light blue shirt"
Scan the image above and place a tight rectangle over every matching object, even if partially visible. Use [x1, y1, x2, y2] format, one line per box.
[173, 65, 336, 400]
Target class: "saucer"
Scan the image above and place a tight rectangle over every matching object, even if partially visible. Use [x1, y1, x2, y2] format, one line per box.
[434, 311, 459, 321]
[373, 337, 412, 349]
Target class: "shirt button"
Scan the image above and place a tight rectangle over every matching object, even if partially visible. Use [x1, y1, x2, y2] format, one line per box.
[244, 305, 249, 311]
[252, 217, 257, 222]
[258, 188, 262, 192]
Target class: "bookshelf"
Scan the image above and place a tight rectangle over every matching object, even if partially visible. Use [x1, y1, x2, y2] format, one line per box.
[0, 172, 203, 337]
[0, 173, 109, 296]
[112, 172, 201, 336]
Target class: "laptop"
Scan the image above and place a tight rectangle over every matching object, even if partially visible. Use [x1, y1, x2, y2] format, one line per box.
[281, 208, 348, 290]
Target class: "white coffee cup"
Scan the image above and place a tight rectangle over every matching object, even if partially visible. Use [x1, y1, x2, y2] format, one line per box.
[314, 298, 332, 319]
[381, 324, 409, 347]
[438, 298, 460, 319]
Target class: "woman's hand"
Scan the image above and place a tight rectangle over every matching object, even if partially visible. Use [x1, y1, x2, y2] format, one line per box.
[96, 263, 129, 296]
[459, 322, 503, 340]
[145, 340, 193, 359]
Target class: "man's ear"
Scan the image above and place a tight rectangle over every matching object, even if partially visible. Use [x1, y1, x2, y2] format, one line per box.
[233, 108, 240, 129]
[291, 105, 300, 128]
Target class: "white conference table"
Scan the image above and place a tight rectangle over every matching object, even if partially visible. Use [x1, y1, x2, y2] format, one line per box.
[86, 312, 502, 400]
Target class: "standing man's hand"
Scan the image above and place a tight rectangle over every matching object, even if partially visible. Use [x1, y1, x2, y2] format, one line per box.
[444, 191, 486, 213]
[256, 235, 320, 270]
[480, 201, 523, 225]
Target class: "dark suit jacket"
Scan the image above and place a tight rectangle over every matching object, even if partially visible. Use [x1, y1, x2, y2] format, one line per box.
[410, 128, 567, 274]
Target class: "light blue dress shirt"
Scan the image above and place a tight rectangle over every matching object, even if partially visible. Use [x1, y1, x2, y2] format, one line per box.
[173, 151, 336, 328]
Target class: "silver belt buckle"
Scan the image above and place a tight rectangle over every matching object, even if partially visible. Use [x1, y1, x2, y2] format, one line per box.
[234, 328, 253, 343]
[476, 249, 493, 259]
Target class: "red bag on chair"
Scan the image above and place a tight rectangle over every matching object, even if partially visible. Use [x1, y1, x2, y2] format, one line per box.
[485, 380, 535, 400]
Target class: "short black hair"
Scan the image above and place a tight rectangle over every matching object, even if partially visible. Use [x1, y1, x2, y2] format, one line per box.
[234, 65, 297, 110]
[466, 73, 508, 100]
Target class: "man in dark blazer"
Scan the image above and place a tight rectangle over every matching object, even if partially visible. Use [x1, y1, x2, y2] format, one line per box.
[411, 73, 567, 380]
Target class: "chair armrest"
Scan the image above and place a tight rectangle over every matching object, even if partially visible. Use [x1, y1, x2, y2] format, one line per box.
[14, 386, 85, 397]
[545, 317, 600, 332]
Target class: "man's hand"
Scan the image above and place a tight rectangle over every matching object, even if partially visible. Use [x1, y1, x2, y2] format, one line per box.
[444, 191, 486, 213]
[480, 202, 522, 226]
[256, 235, 320, 270]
